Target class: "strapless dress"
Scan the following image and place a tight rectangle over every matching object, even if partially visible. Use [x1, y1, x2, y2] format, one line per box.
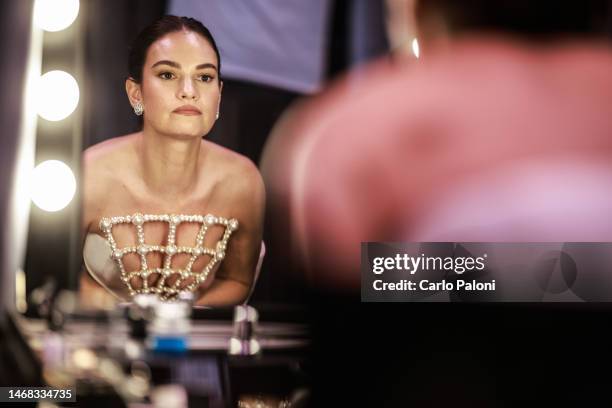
[83, 213, 238, 302]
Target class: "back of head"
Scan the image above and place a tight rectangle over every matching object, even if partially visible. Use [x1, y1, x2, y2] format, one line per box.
[416, 0, 612, 43]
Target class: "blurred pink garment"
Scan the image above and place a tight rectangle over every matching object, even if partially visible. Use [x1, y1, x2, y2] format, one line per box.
[262, 36, 612, 289]
[411, 158, 612, 241]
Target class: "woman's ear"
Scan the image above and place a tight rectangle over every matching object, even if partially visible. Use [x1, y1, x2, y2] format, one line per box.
[125, 77, 142, 107]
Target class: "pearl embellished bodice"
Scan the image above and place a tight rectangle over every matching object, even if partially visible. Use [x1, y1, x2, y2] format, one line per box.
[85, 213, 238, 301]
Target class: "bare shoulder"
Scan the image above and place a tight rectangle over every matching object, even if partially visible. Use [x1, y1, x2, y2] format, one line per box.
[83, 134, 137, 195]
[84, 133, 138, 171]
[82, 133, 139, 228]
[202, 140, 265, 202]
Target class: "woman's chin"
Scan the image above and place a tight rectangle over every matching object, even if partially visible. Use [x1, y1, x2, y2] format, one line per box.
[164, 124, 208, 140]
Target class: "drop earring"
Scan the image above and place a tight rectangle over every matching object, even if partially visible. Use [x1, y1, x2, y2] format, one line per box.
[215, 110, 220, 120]
[133, 101, 144, 116]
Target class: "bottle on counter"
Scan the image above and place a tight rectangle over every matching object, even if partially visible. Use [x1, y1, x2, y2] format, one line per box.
[147, 296, 192, 354]
[228, 305, 261, 355]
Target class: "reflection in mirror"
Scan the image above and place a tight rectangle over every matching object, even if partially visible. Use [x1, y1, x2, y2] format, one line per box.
[22, 0, 337, 315]
[78, 14, 265, 310]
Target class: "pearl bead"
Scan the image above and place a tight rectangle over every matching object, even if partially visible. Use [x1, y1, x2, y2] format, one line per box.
[132, 213, 144, 226]
[100, 218, 111, 231]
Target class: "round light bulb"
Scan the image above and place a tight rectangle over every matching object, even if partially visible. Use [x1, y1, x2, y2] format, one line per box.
[30, 160, 76, 212]
[34, 0, 80, 32]
[36, 70, 80, 121]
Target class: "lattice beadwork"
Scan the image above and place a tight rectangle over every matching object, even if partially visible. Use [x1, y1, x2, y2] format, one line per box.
[99, 213, 238, 301]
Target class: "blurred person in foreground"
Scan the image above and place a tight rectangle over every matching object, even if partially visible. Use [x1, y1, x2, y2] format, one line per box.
[261, 0, 612, 291]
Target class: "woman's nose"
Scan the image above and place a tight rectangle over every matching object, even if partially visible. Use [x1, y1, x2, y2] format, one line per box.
[178, 78, 198, 100]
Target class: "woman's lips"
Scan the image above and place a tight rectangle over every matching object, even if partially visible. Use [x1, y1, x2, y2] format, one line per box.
[173, 105, 202, 115]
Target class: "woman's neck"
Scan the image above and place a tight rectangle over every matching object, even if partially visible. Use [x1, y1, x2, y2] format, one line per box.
[137, 129, 203, 198]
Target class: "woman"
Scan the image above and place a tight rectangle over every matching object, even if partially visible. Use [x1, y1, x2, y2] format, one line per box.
[80, 16, 265, 308]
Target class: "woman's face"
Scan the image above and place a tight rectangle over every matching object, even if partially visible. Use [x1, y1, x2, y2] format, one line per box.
[137, 30, 221, 139]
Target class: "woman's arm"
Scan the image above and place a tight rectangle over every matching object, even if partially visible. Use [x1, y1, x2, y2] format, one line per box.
[195, 160, 266, 307]
[79, 145, 119, 309]
[193, 278, 251, 307]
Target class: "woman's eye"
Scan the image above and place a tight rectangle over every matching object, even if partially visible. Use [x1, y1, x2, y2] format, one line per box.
[159, 72, 175, 80]
[198, 74, 214, 83]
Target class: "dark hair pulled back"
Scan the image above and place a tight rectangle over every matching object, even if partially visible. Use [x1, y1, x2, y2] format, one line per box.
[128, 15, 222, 84]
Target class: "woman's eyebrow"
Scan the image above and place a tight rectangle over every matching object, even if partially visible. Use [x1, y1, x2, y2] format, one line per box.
[151, 60, 217, 71]
[151, 60, 180, 69]
[195, 63, 218, 71]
